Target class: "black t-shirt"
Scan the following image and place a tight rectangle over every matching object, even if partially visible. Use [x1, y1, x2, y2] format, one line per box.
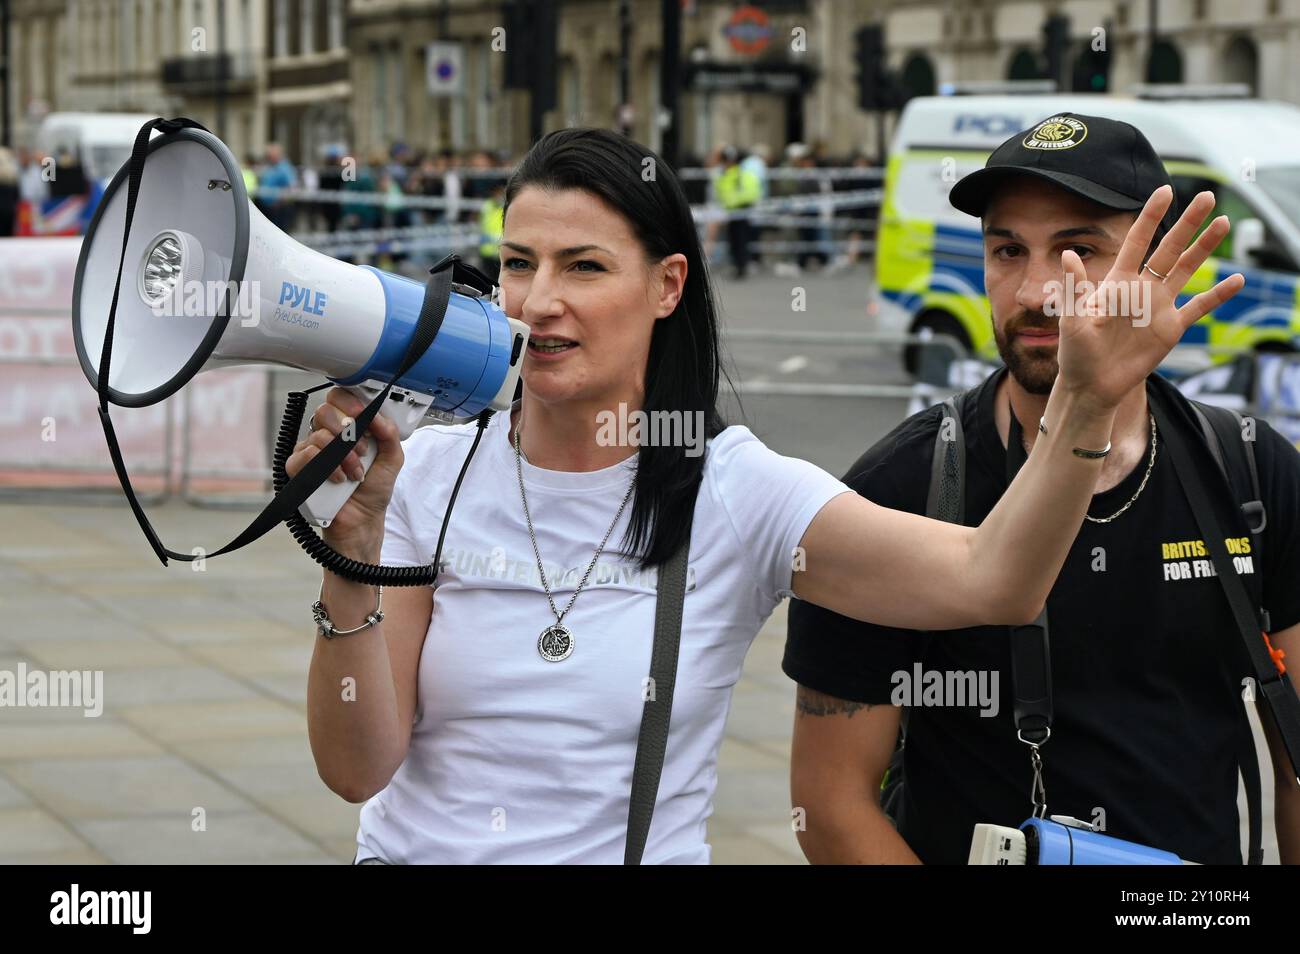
[783, 368, 1300, 865]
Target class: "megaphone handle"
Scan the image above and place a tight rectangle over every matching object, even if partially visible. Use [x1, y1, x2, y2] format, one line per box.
[299, 382, 434, 529]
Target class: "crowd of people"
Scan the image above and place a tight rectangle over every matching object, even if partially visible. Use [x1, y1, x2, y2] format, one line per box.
[692, 140, 879, 280]
[243, 142, 513, 279]
[0, 146, 99, 236]
[0, 134, 879, 283]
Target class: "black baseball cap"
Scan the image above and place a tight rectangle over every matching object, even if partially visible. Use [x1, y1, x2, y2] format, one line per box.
[948, 112, 1176, 230]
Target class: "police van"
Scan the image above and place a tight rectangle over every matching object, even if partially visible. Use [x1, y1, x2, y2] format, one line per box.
[876, 90, 1300, 373]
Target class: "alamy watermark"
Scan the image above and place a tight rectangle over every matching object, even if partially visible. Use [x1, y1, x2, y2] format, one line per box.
[595, 402, 705, 457]
[149, 278, 262, 328]
[0, 664, 103, 717]
[1042, 273, 1155, 326]
[891, 663, 1000, 718]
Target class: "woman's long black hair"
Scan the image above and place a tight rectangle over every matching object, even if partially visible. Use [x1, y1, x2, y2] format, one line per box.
[503, 127, 728, 568]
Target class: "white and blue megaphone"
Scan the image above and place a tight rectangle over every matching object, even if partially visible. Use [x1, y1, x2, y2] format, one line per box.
[71, 121, 528, 533]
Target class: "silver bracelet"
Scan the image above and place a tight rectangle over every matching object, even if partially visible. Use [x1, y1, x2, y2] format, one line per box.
[1038, 416, 1112, 459]
[312, 581, 384, 639]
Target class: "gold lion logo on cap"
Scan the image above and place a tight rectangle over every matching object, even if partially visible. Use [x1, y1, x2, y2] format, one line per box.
[1023, 116, 1088, 150]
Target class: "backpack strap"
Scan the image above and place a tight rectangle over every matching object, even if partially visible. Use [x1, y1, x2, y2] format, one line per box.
[1004, 411, 1052, 748]
[1191, 403, 1268, 593]
[925, 396, 966, 524]
[1187, 400, 1270, 864]
[921, 389, 1054, 748]
[1160, 393, 1300, 864]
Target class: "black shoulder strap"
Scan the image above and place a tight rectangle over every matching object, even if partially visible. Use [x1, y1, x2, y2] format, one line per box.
[918, 387, 1057, 744]
[925, 396, 966, 523]
[624, 503, 695, 864]
[1188, 400, 1269, 864]
[1156, 390, 1300, 864]
[906, 393, 968, 744]
[1190, 403, 1268, 582]
[1004, 410, 1053, 747]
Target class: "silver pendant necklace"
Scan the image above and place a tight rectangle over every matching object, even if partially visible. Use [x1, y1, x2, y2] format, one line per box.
[515, 419, 636, 662]
[1021, 411, 1158, 524]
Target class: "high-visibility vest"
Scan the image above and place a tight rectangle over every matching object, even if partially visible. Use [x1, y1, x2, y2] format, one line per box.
[479, 198, 504, 258]
[716, 164, 761, 210]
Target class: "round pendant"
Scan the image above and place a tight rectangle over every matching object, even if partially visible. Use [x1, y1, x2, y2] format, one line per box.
[538, 623, 574, 662]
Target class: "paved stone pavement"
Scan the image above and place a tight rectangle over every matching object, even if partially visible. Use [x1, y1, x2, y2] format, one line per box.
[0, 495, 812, 864]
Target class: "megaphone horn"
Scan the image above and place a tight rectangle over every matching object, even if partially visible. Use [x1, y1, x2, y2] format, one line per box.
[72, 118, 528, 571]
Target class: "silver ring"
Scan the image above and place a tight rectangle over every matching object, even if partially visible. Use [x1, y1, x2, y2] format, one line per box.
[308, 413, 318, 431]
[1142, 262, 1168, 280]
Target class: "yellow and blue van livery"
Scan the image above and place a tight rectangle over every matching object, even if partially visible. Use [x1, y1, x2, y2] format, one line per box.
[877, 94, 1300, 373]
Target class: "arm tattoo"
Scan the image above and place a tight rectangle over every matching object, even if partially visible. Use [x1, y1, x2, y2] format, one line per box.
[796, 685, 875, 718]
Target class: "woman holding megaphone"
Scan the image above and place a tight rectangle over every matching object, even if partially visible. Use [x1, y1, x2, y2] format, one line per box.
[284, 128, 1242, 865]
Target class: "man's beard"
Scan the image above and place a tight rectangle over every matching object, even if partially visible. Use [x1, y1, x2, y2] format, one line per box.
[994, 310, 1059, 396]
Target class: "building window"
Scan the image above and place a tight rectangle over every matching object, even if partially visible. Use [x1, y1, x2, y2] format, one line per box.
[274, 0, 288, 57]
[1006, 47, 1041, 80]
[561, 56, 580, 126]
[155, 0, 165, 62]
[301, 0, 314, 55]
[477, 45, 494, 148]
[142, 0, 153, 66]
[327, 0, 342, 49]
[240, 0, 251, 54]
[646, 55, 661, 152]
[390, 42, 404, 143]
[1147, 39, 1183, 83]
[372, 46, 388, 149]
[451, 72, 466, 151]
[900, 52, 936, 100]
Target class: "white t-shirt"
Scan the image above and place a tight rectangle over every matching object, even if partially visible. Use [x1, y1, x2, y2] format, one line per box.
[354, 406, 850, 864]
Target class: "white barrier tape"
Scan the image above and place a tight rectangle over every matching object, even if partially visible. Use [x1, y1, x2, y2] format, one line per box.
[680, 167, 884, 182]
[255, 187, 473, 210]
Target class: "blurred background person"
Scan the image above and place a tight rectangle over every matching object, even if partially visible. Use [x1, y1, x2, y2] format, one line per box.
[259, 142, 298, 232]
[440, 149, 463, 225]
[299, 154, 321, 231]
[241, 153, 260, 207]
[318, 146, 346, 233]
[477, 179, 504, 283]
[826, 150, 877, 274]
[789, 142, 830, 274]
[715, 143, 761, 279]
[47, 149, 88, 200]
[741, 142, 772, 269]
[0, 148, 19, 237]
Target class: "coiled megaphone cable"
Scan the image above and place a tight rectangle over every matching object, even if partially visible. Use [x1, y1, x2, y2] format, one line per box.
[271, 389, 494, 588]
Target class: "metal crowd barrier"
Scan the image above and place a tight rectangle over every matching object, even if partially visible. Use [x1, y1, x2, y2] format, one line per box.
[0, 353, 174, 505]
[723, 329, 971, 400]
[179, 365, 281, 509]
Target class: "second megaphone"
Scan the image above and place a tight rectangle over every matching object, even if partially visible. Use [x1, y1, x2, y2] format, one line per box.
[72, 122, 528, 528]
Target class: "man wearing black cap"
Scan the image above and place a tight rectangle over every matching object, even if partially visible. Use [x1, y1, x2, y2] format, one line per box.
[783, 113, 1300, 864]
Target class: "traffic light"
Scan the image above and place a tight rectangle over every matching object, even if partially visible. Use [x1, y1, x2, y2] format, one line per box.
[1043, 14, 1069, 90]
[503, 0, 532, 89]
[503, 0, 557, 112]
[1074, 44, 1111, 92]
[855, 24, 888, 111]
